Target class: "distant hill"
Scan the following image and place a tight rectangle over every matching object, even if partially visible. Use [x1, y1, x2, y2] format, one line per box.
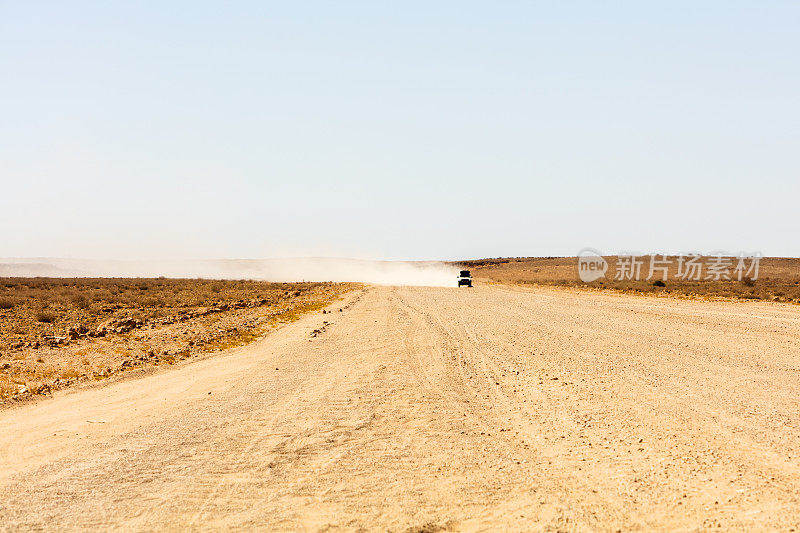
[0, 262, 80, 277]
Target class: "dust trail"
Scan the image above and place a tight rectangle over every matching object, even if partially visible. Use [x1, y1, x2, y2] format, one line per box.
[0, 258, 461, 287]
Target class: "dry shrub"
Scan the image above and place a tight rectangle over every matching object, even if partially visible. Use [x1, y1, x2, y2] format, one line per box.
[60, 368, 81, 380]
[71, 294, 90, 309]
[0, 297, 21, 309]
[35, 309, 58, 323]
[0, 377, 19, 399]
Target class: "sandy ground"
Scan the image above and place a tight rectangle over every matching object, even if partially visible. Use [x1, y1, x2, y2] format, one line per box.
[1, 285, 800, 531]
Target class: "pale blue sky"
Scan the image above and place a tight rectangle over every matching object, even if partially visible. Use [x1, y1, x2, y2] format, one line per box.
[2, 1, 798, 260]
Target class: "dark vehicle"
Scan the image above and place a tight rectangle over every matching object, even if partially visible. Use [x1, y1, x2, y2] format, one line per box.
[457, 270, 472, 287]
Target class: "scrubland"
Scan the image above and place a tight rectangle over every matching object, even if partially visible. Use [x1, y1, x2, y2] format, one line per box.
[463, 256, 800, 302]
[0, 278, 354, 402]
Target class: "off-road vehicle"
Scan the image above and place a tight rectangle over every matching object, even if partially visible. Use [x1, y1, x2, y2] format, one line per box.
[457, 270, 472, 287]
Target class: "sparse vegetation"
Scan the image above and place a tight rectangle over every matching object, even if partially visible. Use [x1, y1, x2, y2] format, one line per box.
[0, 278, 355, 402]
[35, 309, 58, 323]
[0, 296, 21, 309]
[462, 256, 800, 302]
[0, 379, 18, 398]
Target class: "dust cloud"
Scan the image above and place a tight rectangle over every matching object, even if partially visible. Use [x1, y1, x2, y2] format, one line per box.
[0, 258, 462, 287]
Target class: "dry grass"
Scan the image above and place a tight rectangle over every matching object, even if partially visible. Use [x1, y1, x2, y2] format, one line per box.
[0, 277, 338, 351]
[34, 309, 58, 323]
[0, 296, 21, 310]
[0, 278, 355, 402]
[0, 378, 18, 397]
[460, 256, 800, 302]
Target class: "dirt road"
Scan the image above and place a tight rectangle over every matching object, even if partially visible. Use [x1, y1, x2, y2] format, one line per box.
[2, 285, 800, 530]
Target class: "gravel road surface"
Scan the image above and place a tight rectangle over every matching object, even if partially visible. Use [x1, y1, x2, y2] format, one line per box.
[1, 285, 799, 530]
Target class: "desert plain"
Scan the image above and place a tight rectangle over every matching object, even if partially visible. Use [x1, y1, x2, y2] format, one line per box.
[1, 261, 799, 530]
